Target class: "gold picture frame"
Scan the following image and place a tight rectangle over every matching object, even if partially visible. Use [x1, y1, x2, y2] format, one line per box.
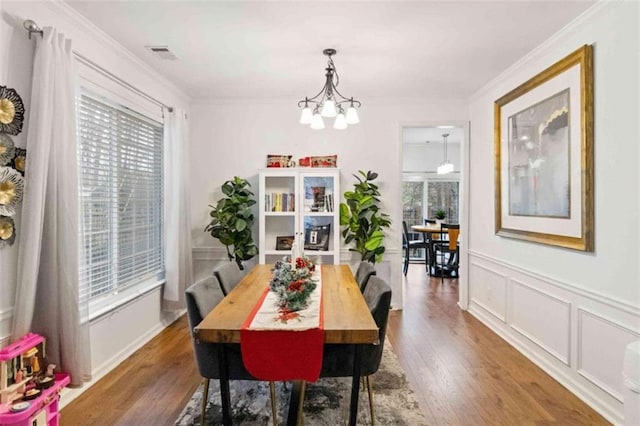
[494, 44, 594, 251]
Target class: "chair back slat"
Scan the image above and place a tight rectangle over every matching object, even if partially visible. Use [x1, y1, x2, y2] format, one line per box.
[440, 223, 460, 250]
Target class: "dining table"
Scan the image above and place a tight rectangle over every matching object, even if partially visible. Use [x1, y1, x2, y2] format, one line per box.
[195, 263, 379, 426]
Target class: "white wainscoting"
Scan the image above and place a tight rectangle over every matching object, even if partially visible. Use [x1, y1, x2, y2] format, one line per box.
[509, 279, 571, 366]
[0, 307, 13, 348]
[577, 308, 640, 403]
[469, 262, 508, 322]
[468, 250, 640, 425]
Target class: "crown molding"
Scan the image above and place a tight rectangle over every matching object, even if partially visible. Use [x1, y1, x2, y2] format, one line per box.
[469, 0, 617, 103]
[42, 0, 191, 106]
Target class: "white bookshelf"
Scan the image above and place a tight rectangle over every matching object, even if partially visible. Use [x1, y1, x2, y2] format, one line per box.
[259, 168, 340, 264]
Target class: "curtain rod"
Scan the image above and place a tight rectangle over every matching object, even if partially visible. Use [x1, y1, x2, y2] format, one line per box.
[23, 19, 173, 113]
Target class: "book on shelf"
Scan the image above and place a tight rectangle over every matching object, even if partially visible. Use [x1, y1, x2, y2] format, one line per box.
[323, 193, 334, 212]
[265, 193, 295, 212]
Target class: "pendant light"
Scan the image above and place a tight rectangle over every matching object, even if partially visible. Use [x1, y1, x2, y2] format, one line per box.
[298, 49, 361, 130]
[437, 133, 454, 174]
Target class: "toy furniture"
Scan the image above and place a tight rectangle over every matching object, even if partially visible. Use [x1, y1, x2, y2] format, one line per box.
[0, 333, 70, 426]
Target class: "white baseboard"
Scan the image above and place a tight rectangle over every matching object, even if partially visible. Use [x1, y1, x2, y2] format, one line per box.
[59, 309, 184, 410]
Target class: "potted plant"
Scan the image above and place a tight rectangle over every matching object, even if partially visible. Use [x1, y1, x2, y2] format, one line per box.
[434, 209, 446, 224]
[205, 176, 258, 269]
[340, 170, 391, 264]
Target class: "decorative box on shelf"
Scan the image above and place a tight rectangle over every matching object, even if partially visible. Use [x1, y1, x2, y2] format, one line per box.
[0, 333, 70, 426]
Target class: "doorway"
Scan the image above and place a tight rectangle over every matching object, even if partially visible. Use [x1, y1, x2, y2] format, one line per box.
[400, 123, 469, 309]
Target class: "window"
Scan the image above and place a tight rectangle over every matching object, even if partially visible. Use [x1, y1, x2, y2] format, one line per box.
[402, 181, 424, 228]
[77, 91, 164, 311]
[427, 181, 459, 223]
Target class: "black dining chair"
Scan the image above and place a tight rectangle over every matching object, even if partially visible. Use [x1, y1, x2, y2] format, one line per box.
[314, 276, 392, 424]
[402, 220, 430, 275]
[355, 261, 377, 292]
[185, 276, 278, 425]
[432, 223, 460, 283]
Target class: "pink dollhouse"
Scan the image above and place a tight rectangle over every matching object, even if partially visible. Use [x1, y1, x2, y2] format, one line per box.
[0, 333, 69, 426]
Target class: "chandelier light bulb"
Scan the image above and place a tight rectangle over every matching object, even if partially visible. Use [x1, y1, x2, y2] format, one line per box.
[310, 113, 325, 130]
[333, 112, 348, 130]
[299, 107, 313, 124]
[321, 99, 337, 117]
[345, 106, 359, 124]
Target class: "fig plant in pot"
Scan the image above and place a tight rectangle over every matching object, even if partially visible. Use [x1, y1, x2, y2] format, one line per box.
[205, 176, 258, 269]
[340, 170, 391, 264]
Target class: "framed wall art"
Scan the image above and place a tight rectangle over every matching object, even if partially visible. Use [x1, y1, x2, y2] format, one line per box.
[494, 44, 594, 251]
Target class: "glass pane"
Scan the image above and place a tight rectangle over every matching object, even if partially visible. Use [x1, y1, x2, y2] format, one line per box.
[402, 181, 424, 228]
[427, 181, 459, 223]
[303, 216, 333, 252]
[303, 176, 335, 213]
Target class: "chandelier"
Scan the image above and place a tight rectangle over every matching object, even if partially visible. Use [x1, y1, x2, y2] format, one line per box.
[298, 48, 361, 130]
[437, 133, 454, 174]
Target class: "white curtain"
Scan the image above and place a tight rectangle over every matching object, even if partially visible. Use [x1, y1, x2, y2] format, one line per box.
[163, 108, 194, 310]
[11, 28, 90, 386]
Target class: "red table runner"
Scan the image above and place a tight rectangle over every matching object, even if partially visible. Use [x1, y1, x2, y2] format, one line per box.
[240, 270, 324, 382]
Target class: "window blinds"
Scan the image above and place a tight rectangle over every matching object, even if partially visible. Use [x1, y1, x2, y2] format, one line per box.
[78, 92, 164, 302]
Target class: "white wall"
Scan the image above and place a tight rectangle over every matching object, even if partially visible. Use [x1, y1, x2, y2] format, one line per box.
[403, 141, 461, 173]
[0, 0, 191, 404]
[467, 2, 640, 423]
[0, 0, 33, 347]
[189, 99, 468, 307]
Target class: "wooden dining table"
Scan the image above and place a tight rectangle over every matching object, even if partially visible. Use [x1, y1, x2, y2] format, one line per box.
[195, 263, 379, 426]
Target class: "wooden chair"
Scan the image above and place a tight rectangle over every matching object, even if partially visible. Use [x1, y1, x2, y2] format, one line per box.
[355, 261, 377, 292]
[185, 276, 278, 425]
[402, 220, 430, 275]
[432, 223, 460, 283]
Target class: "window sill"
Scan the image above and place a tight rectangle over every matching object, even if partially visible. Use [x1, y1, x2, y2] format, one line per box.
[88, 278, 165, 323]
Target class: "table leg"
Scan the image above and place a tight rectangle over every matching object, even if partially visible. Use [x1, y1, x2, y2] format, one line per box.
[349, 344, 363, 426]
[287, 380, 303, 426]
[217, 344, 232, 426]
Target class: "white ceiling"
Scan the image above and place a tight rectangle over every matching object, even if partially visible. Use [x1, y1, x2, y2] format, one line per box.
[65, 0, 595, 101]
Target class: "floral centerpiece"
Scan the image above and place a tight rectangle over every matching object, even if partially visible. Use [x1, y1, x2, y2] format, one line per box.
[269, 257, 317, 317]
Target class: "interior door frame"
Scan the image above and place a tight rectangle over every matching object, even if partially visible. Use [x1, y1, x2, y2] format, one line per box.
[398, 121, 470, 310]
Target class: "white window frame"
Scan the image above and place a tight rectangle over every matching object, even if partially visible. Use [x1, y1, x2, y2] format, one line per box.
[77, 67, 166, 320]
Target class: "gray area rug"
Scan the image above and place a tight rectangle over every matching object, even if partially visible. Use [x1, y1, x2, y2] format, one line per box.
[175, 342, 427, 425]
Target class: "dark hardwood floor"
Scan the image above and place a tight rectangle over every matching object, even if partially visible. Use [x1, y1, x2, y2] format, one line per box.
[61, 265, 609, 425]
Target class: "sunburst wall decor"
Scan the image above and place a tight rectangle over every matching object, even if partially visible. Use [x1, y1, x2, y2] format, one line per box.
[0, 134, 16, 165]
[0, 166, 24, 217]
[0, 85, 25, 135]
[11, 147, 26, 175]
[0, 215, 16, 247]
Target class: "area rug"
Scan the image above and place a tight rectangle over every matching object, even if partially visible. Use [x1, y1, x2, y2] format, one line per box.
[175, 342, 427, 425]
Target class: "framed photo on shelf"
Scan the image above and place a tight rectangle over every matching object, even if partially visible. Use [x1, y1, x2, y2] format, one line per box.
[275, 235, 295, 251]
[494, 44, 594, 251]
[304, 224, 331, 251]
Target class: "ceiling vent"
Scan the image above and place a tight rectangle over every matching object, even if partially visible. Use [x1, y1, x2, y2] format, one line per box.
[144, 46, 178, 60]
